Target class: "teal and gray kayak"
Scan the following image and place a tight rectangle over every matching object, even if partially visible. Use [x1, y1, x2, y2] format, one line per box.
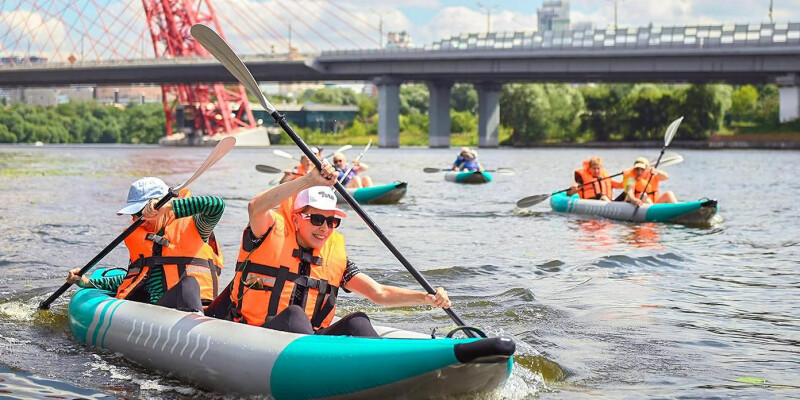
[68, 270, 515, 399]
[444, 171, 492, 184]
[549, 192, 719, 225]
[335, 181, 407, 205]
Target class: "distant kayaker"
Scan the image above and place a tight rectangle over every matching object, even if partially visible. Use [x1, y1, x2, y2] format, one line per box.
[332, 152, 373, 188]
[279, 147, 324, 184]
[228, 161, 451, 337]
[566, 157, 622, 202]
[66, 177, 225, 312]
[452, 147, 483, 172]
[624, 157, 678, 206]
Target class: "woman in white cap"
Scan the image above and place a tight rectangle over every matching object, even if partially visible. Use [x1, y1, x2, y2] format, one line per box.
[623, 157, 678, 206]
[66, 177, 225, 312]
[228, 161, 450, 337]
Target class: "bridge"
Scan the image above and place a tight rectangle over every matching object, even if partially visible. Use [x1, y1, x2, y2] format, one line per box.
[3, 21, 800, 147]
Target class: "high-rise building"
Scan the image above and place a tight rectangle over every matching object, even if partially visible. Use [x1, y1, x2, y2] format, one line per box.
[538, 1, 570, 32]
[386, 31, 412, 49]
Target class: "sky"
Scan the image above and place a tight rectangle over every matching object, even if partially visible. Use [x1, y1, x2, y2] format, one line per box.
[2, 0, 800, 60]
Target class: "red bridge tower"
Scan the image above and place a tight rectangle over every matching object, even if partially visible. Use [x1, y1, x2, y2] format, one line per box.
[142, 0, 255, 138]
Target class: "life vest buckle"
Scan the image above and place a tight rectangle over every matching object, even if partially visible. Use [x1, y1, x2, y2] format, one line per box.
[145, 233, 170, 247]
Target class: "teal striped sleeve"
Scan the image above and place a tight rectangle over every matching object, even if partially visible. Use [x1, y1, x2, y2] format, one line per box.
[86, 274, 124, 292]
[171, 196, 225, 242]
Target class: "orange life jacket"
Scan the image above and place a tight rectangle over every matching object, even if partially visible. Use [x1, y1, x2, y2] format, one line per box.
[292, 164, 308, 177]
[230, 197, 347, 330]
[574, 160, 613, 199]
[623, 168, 660, 202]
[116, 216, 223, 302]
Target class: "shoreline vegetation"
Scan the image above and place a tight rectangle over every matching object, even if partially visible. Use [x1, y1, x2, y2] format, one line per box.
[1, 82, 799, 148]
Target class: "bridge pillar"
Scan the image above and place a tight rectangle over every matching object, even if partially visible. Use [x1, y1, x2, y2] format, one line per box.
[777, 74, 800, 122]
[376, 76, 401, 148]
[427, 80, 453, 148]
[477, 82, 502, 148]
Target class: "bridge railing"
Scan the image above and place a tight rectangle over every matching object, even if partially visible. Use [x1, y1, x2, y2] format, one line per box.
[320, 22, 800, 57]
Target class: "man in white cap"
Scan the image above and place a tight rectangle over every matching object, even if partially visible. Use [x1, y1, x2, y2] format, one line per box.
[229, 160, 451, 337]
[624, 157, 677, 206]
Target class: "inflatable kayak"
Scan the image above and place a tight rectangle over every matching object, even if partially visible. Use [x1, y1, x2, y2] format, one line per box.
[68, 270, 515, 399]
[444, 171, 492, 184]
[335, 181, 407, 205]
[549, 192, 718, 225]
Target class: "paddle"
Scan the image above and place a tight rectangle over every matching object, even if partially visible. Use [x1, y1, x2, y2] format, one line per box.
[631, 116, 683, 219]
[340, 139, 371, 183]
[273, 145, 353, 161]
[191, 24, 476, 336]
[424, 167, 516, 175]
[38, 136, 236, 310]
[515, 152, 684, 208]
[254, 164, 282, 174]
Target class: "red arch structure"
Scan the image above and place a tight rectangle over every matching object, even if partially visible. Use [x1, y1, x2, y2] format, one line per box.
[142, 0, 254, 137]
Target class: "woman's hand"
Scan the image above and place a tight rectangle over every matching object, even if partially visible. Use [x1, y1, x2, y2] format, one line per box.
[66, 268, 91, 287]
[303, 160, 339, 187]
[142, 198, 172, 219]
[425, 287, 451, 309]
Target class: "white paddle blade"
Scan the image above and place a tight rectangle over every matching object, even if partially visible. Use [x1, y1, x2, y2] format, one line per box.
[190, 24, 276, 114]
[659, 152, 684, 168]
[664, 116, 684, 146]
[174, 136, 236, 191]
[494, 168, 515, 176]
[273, 149, 295, 159]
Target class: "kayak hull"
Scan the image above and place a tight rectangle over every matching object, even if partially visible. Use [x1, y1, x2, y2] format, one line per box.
[444, 171, 492, 184]
[68, 275, 514, 399]
[549, 192, 719, 225]
[335, 181, 407, 205]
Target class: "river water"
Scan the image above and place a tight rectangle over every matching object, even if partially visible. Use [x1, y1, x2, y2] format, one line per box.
[0, 144, 797, 399]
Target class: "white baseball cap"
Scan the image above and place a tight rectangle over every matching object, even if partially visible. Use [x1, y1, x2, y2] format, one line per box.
[117, 177, 169, 215]
[294, 186, 347, 219]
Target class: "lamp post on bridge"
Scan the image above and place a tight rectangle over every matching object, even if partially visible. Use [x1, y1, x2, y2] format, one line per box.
[477, 2, 498, 34]
[370, 9, 394, 48]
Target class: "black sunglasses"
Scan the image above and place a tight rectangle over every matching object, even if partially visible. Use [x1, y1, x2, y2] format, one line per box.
[300, 213, 341, 228]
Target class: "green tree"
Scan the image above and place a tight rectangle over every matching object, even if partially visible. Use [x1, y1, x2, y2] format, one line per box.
[399, 84, 428, 115]
[450, 110, 477, 134]
[579, 85, 621, 141]
[499, 83, 549, 144]
[451, 84, 477, 113]
[0, 124, 16, 143]
[755, 85, 779, 125]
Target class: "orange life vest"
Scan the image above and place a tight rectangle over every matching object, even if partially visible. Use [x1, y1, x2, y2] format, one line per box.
[116, 216, 223, 302]
[230, 197, 347, 330]
[623, 168, 660, 202]
[574, 160, 613, 199]
[292, 164, 308, 177]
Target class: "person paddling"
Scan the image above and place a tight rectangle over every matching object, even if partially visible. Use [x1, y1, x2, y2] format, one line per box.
[452, 147, 483, 172]
[566, 157, 622, 202]
[66, 177, 225, 312]
[332, 152, 373, 188]
[228, 160, 451, 337]
[279, 150, 316, 184]
[624, 157, 678, 206]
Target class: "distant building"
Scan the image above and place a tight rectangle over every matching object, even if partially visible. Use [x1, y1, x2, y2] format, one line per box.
[386, 31, 412, 48]
[570, 21, 594, 32]
[538, 1, 570, 32]
[250, 102, 358, 133]
[277, 82, 325, 98]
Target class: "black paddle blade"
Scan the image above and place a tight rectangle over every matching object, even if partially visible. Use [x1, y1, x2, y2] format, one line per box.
[255, 164, 282, 174]
[516, 194, 551, 208]
[423, 167, 448, 173]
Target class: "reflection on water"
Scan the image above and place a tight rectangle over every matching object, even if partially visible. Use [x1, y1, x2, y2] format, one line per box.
[0, 145, 798, 399]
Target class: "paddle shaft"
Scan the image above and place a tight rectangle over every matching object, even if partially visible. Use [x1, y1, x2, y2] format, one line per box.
[270, 112, 472, 331]
[38, 191, 177, 310]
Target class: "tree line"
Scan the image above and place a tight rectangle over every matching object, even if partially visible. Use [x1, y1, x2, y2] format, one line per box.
[0, 82, 787, 145]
